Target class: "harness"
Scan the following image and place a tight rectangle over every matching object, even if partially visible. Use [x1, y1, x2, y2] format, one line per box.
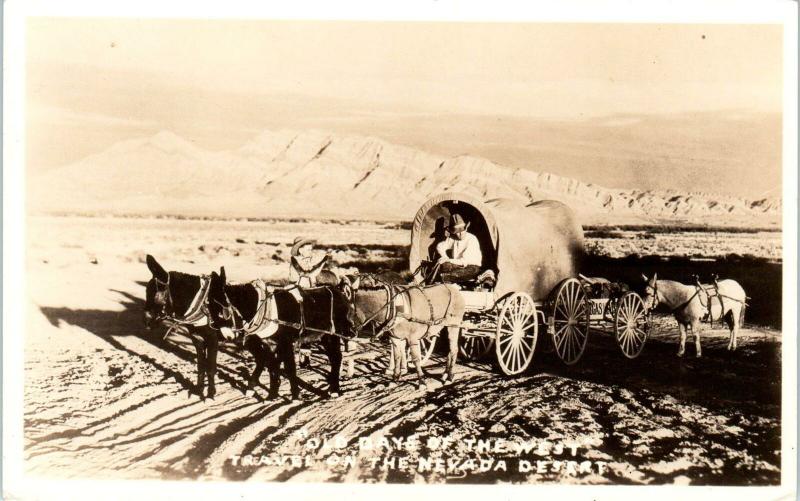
[694, 277, 749, 328]
[218, 279, 276, 337]
[155, 273, 211, 339]
[352, 279, 454, 341]
[219, 283, 348, 341]
[646, 278, 748, 327]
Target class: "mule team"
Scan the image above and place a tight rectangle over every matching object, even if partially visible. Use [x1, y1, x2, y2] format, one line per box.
[144, 254, 748, 401]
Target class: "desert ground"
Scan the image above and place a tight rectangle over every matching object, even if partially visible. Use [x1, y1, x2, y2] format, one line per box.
[23, 215, 782, 484]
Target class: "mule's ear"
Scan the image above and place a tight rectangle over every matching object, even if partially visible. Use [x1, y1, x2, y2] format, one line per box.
[653, 272, 657, 281]
[219, 266, 226, 283]
[352, 276, 361, 290]
[146, 255, 168, 281]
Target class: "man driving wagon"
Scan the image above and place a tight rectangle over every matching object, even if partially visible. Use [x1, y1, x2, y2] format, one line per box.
[423, 213, 483, 284]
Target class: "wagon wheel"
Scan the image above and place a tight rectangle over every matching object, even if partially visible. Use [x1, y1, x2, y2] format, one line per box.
[495, 292, 538, 376]
[459, 330, 494, 360]
[407, 334, 438, 368]
[551, 278, 589, 365]
[614, 291, 649, 359]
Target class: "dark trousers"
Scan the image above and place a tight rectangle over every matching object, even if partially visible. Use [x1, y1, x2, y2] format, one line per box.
[427, 263, 482, 284]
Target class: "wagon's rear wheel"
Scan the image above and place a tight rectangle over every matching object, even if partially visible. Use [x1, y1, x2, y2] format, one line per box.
[408, 334, 438, 368]
[551, 278, 589, 365]
[459, 331, 494, 360]
[495, 292, 538, 376]
[614, 291, 649, 359]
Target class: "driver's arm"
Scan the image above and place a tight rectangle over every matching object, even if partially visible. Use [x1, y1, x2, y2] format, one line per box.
[435, 240, 452, 263]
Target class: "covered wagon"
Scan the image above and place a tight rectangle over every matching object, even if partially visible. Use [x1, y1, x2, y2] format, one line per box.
[408, 192, 591, 375]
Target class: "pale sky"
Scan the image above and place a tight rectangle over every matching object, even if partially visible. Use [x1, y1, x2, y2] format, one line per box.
[26, 18, 784, 195]
[28, 20, 782, 115]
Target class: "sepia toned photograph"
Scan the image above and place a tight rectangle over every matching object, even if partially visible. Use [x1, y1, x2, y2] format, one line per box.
[4, 2, 797, 498]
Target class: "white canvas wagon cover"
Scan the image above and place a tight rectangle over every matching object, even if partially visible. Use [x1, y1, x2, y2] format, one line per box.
[409, 192, 584, 301]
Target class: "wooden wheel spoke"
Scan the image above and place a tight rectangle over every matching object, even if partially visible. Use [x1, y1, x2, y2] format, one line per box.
[514, 297, 526, 322]
[496, 292, 538, 375]
[567, 283, 577, 308]
[629, 330, 639, 350]
[558, 327, 568, 354]
[622, 330, 632, 352]
[513, 342, 523, 371]
[499, 332, 514, 343]
[554, 325, 569, 348]
[500, 338, 515, 358]
[556, 302, 569, 320]
[567, 328, 576, 361]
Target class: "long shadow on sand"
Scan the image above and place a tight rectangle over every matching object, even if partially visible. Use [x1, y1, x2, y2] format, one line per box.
[531, 327, 782, 418]
[38, 287, 329, 400]
[420, 321, 781, 419]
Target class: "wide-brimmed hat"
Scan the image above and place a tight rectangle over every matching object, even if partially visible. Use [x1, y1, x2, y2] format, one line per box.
[291, 237, 316, 256]
[448, 214, 469, 232]
[429, 216, 448, 238]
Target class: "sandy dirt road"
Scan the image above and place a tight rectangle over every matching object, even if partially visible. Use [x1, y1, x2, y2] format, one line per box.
[24, 256, 781, 485]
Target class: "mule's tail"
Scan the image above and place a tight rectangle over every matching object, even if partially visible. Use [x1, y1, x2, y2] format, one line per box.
[739, 301, 746, 328]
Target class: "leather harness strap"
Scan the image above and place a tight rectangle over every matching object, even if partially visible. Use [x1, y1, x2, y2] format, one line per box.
[648, 279, 746, 327]
[229, 284, 350, 341]
[355, 283, 453, 340]
[159, 273, 211, 325]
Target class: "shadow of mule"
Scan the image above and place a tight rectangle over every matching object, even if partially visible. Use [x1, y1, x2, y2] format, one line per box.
[38, 289, 329, 401]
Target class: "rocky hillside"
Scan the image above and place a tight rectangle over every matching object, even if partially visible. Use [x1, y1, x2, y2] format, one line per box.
[29, 130, 782, 225]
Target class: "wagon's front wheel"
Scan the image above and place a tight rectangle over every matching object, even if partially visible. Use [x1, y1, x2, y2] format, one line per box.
[495, 293, 538, 376]
[615, 292, 649, 359]
[551, 278, 589, 365]
[459, 332, 494, 361]
[408, 334, 438, 368]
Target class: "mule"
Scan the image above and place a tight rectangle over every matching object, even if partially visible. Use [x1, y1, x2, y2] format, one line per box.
[143, 255, 220, 399]
[339, 272, 415, 375]
[642, 273, 747, 357]
[295, 269, 340, 368]
[344, 278, 465, 389]
[206, 267, 353, 400]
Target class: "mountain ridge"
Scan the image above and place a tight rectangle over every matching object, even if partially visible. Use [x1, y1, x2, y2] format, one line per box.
[29, 129, 782, 226]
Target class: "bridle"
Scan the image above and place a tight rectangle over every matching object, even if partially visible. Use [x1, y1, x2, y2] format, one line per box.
[343, 280, 393, 338]
[644, 281, 659, 312]
[151, 275, 174, 322]
[210, 290, 245, 332]
[149, 272, 212, 329]
[359, 284, 400, 339]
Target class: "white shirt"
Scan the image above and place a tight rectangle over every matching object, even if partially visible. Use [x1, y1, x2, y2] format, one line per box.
[436, 233, 482, 267]
[288, 253, 327, 287]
